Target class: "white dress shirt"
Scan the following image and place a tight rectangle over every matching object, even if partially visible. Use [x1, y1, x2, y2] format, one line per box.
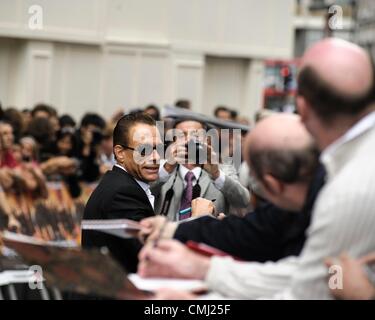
[158, 160, 226, 190]
[114, 164, 155, 209]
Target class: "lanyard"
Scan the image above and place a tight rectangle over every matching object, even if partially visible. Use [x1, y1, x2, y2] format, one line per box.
[159, 165, 202, 216]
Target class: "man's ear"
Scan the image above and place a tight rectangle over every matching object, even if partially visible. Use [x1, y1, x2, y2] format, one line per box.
[114, 145, 125, 163]
[296, 95, 308, 124]
[262, 174, 283, 195]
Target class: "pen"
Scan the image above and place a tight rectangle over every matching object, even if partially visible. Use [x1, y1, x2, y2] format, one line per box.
[179, 199, 217, 216]
[179, 207, 192, 215]
[153, 218, 169, 248]
[186, 240, 243, 261]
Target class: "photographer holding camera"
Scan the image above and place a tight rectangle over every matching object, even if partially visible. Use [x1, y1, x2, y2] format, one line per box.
[151, 119, 250, 221]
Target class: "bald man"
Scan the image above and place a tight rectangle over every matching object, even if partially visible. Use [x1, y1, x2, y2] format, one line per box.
[280, 38, 375, 299]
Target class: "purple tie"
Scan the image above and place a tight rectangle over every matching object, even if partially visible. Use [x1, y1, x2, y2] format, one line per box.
[179, 171, 194, 219]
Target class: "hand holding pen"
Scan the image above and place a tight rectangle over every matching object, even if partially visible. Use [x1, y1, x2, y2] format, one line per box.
[179, 197, 217, 218]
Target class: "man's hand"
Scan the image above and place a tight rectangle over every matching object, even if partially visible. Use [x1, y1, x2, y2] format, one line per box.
[203, 142, 220, 179]
[138, 239, 211, 280]
[164, 141, 187, 172]
[325, 252, 375, 300]
[139, 216, 177, 244]
[191, 197, 215, 217]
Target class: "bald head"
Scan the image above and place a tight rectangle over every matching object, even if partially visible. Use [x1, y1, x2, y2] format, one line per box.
[301, 38, 373, 96]
[245, 114, 312, 159]
[245, 114, 318, 184]
[298, 39, 375, 122]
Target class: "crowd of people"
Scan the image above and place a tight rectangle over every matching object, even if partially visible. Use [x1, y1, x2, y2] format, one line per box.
[0, 100, 252, 236]
[1, 37, 375, 301]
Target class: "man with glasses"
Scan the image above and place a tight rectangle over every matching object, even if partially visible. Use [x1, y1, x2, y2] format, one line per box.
[81, 113, 162, 272]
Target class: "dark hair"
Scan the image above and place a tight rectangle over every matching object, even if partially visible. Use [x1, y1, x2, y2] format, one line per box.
[26, 117, 54, 146]
[55, 129, 77, 156]
[175, 99, 191, 109]
[32, 103, 56, 118]
[144, 105, 160, 121]
[113, 113, 156, 148]
[214, 106, 231, 117]
[128, 108, 144, 116]
[231, 109, 238, 120]
[173, 118, 206, 130]
[3, 108, 23, 142]
[59, 114, 76, 129]
[297, 65, 375, 123]
[80, 113, 106, 130]
[249, 142, 320, 184]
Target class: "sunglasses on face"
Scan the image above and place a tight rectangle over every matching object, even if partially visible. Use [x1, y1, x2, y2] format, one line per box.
[119, 143, 164, 157]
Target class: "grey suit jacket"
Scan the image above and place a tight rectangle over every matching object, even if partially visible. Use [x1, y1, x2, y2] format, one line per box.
[151, 164, 250, 221]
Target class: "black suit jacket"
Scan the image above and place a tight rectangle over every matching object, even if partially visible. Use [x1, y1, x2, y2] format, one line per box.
[81, 166, 154, 272]
[174, 165, 325, 262]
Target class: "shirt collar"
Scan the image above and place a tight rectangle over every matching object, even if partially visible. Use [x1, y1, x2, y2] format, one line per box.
[114, 164, 150, 191]
[320, 110, 375, 177]
[179, 165, 201, 181]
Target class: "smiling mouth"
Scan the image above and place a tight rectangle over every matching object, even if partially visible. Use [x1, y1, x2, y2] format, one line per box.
[144, 166, 159, 172]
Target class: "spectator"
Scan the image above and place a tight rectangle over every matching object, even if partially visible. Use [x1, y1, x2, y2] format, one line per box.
[26, 117, 55, 162]
[54, 129, 77, 157]
[21, 108, 32, 129]
[144, 104, 160, 121]
[175, 99, 191, 110]
[50, 114, 60, 137]
[19, 136, 39, 163]
[214, 106, 233, 121]
[76, 113, 106, 182]
[31, 103, 54, 119]
[98, 125, 115, 176]
[59, 114, 76, 132]
[3, 108, 24, 142]
[0, 121, 18, 168]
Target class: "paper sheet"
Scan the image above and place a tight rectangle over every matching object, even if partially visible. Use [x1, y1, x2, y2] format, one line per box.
[128, 273, 207, 292]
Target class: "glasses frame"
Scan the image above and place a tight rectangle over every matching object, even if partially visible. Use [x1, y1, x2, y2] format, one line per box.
[117, 143, 164, 157]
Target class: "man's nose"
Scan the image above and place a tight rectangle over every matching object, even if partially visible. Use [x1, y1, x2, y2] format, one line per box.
[151, 149, 161, 163]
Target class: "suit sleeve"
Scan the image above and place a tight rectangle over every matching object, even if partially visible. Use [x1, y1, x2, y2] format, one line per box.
[218, 164, 250, 208]
[174, 204, 289, 262]
[108, 188, 154, 221]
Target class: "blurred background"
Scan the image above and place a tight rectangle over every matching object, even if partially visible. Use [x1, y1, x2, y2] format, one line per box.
[0, 0, 373, 122]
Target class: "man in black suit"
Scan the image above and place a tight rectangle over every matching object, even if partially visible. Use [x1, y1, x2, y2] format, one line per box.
[82, 113, 162, 272]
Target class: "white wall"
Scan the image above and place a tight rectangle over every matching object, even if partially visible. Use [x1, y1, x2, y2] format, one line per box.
[0, 0, 295, 121]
